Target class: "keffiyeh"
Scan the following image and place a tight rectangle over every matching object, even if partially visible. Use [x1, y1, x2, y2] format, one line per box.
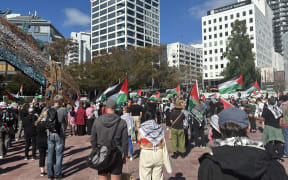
[214, 137, 264, 150]
[139, 120, 164, 146]
[267, 104, 283, 119]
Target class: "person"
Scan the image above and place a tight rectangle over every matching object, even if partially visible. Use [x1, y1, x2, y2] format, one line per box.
[47, 95, 68, 180]
[121, 107, 134, 160]
[86, 103, 95, 135]
[255, 96, 284, 159]
[67, 105, 76, 136]
[35, 108, 48, 176]
[170, 101, 186, 159]
[76, 104, 86, 136]
[198, 107, 288, 180]
[0, 102, 14, 159]
[280, 95, 288, 157]
[209, 102, 223, 141]
[91, 99, 128, 180]
[22, 107, 37, 160]
[138, 110, 171, 180]
[129, 98, 143, 138]
[16, 103, 29, 141]
[191, 100, 206, 148]
[245, 98, 257, 133]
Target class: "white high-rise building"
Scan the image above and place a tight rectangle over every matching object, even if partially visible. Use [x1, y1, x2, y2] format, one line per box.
[66, 32, 91, 65]
[90, 0, 160, 55]
[167, 42, 203, 86]
[202, 0, 274, 87]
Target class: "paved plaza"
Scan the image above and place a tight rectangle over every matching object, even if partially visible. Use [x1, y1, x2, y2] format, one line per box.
[1, 123, 288, 180]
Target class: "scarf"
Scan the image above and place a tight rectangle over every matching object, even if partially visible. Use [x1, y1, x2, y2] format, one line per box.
[214, 137, 264, 150]
[210, 114, 220, 133]
[121, 113, 133, 131]
[139, 120, 164, 146]
[267, 104, 282, 119]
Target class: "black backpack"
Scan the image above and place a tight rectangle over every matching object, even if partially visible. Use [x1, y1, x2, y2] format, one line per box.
[1, 108, 14, 128]
[46, 108, 61, 134]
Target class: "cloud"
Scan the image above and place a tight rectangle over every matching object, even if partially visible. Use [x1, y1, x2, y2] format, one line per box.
[188, 0, 237, 19]
[63, 8, 90, 26]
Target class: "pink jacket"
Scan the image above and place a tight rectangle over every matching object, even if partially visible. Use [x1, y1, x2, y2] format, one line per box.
[68, 112, 76, 125]
[86, 107, 95, 119]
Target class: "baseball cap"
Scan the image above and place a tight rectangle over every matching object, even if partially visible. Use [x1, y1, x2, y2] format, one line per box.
[105, 99, 117, 109]
[218, 107, 249, 129]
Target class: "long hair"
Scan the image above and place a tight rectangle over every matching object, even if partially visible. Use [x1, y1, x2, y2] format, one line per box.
[34, 108, 47, 126]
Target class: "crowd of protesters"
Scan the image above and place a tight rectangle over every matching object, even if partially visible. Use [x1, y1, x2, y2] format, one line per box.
[1, 91, 288, 180]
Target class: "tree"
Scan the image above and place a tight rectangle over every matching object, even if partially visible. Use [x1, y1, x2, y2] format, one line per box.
[5, 72, 41, 96]
[48, 38, 73, 65]
[222, 20, 261, 88]
[65, 46, 180, 93]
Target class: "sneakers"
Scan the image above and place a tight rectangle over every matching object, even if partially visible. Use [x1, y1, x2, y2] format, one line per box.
[171, 152, 178, 159]
[129, 157, 133, 161]
[180, 152, 186, 159]
[0, 155, 4, 159]
[40, 172, 45, 177]
[24, 157, 29, 160]
[31, 157, 36, 160]
[283, 155, 288, 158]
[48, 176, 54, 180]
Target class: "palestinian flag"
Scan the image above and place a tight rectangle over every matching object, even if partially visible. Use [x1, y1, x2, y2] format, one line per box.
[245, 80, 260, 95]
[116, 78, 128, 105]
[220, 98, 234, 109]
[201, 94, 206, 101]
[20, 85, 23, 96]
[218, 75, 243, 94]
[7, 92, 24, 102]
[148, 92, 160, 101]
[96, 83, 119, 102]
[186, 81, 199, 111]
[168, 85, 181, 98]
[130, 89, 142, 98]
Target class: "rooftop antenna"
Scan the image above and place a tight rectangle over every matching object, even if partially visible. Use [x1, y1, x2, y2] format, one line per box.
[35, 10, 37, 16]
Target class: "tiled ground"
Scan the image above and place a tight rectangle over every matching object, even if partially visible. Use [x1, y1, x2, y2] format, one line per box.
[1, 122, 288, 180]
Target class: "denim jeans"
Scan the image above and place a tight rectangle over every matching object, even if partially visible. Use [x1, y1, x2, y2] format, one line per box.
[47, 133, 65, 177]
[282, 126, 288, 156]
[128, 136, 133, 156]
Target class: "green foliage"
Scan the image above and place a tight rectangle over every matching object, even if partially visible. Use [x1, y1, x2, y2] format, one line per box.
[5, 72, 40, 96]
[66, 46, 180, 92]
[48, 38, 73, 64]
[222, 20, 261, 88]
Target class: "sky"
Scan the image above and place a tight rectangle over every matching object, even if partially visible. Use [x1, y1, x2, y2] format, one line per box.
[1, 0, 237, 45]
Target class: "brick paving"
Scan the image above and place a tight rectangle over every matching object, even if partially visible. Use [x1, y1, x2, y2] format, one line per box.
[1, 122, 288, 180]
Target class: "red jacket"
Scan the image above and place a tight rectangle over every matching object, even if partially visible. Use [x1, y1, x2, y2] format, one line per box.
[76, 107, 86, 125]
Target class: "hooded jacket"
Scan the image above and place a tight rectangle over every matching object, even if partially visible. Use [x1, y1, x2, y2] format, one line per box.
[91, 113, 128, 157]
[198, 145, 288, 180]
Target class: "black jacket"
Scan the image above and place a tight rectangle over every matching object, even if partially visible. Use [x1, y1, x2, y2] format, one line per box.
[22, 114, 37, 138]
[36, 121, 48, 148]
[198, 145, 288, 180]
[91, 113, 128, 157]
[170, 109, 185, 130]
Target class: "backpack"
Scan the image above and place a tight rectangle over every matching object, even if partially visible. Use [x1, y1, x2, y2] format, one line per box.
[1, 108, 15, 128]
[87, 120, 120, 171]
[46, 107, 61, 134]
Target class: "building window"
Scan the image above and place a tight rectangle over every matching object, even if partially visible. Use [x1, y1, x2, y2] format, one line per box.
[249, 10, 253, 14]
[209, 35, 212, 39]
[209, 50, 212, 54]
[215, 49, 218, 53]
[204, 28, 206, 33]
[220, 40, 223, 45]
[225, 32, 228, 36]
[249, 18, 253, 23]
[221, 64, 224, 68]
[205, 73, 208, 78]
[108, 33, 115, 39]
[210, 65, 213, 70]
[220, 32, 223, 37]
[220, 48, 223, 52]
[208, 20, 211, 24]
[118, 38, 125, 44]
[225, 16, 228, 20]
[215, 65, 218, 69]
[243, 11, 246, 16]
[204, 58, 207, 62]
[231, 22, 233, 27]
[230, 14, 233, 19]
[209, 57, 212, 62]
[127, 31, 134, 37]
[219, 25, 222, 29]
[203, 21, 206, 26]
[214, 19, 216, 23]
[209, 27, 211, 32]
[250, 26, 253, 31]
[236, 13, 240, 18]
[100, 29, 107, 35]
[100, 35, 107, 41]
[204, 36, 206, 40]
[204, 51, 207, 55]
[225, 24, 228, 28]
[108, 40, 115, 46]
[219, 17, 222, 22]
[34, 26, 40, 33]
[108, 26, 115, 32]
[214, 26, 217, 31]
[214, 34, 217, 38]
[100, 42, 106, 48]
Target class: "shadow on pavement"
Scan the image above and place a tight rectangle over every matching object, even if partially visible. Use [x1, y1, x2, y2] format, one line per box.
[62, 155, 88, 177]
[64, 146, 91, 158]
[0, 163, 28, 174]
[0, 155, 23, 166]
[168, 172, 186, 180]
